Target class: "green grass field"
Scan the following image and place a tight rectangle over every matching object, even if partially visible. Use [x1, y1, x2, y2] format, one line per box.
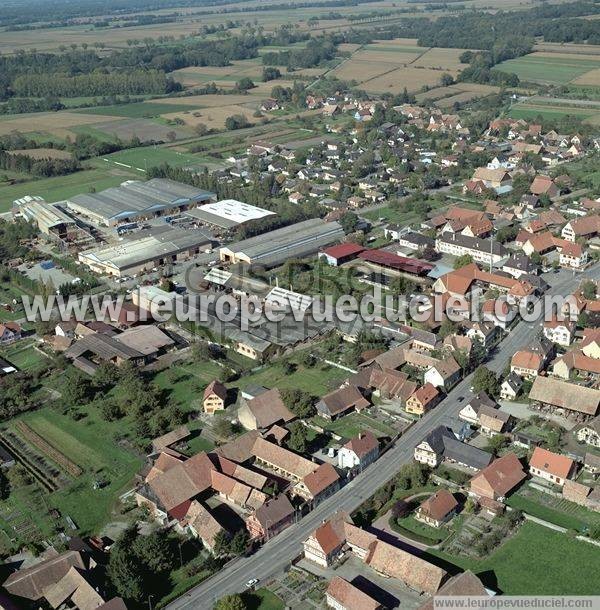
[75, 101, 195, 118]
[429, 522, 600, 594]
[312, 411, 395, 440]
[0, 166, 138, 210]
[100, 146, 207, 171]
[0, 341, 49, 372]
[16, 406, 143, 535]
[231, 358, 344, 396]
[508, 104, 598, 121]
[496, 55, 600, 85]
[506, 485, 600, 532]
[392, 514, 448, 543]
[153, 359, 224, 410]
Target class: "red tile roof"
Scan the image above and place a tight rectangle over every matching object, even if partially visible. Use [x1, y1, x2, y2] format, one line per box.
[321, 243, 366, 259]
[530, 447, 574, 480]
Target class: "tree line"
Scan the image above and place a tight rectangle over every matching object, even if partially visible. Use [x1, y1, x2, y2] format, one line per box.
[11, 69, 177, 98]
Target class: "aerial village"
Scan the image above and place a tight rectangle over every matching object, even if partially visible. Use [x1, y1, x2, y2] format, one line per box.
[1, 83, 600, 610]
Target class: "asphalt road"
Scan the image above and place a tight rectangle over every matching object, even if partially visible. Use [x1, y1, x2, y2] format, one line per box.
[168, 264, 600, 609]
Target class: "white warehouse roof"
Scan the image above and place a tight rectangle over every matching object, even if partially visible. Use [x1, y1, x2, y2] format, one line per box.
[186, 199, 275, 229]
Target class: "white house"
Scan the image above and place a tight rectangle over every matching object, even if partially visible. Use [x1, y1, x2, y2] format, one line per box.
[337, 432, 379, 470]
[543, 318, 575, 347]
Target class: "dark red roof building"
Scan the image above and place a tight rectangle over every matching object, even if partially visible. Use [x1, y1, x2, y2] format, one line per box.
[358, 249, 434, 276]
[320, 243, 366, 266]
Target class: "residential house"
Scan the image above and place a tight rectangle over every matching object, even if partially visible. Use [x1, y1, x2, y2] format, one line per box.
[338, 431, 379, 470]
[406, 383, 441, 416]
[510, 350, 544, 378]
[423, 357, 461, 390]
[203, 380, 227, 414]
[575, 416, 600, 448]
[0, 322, 21, 344]
[417, 571, 490, 610]
[237, 388, 295, 430]
[435, 233, 508, 267]
[584, 452, 600, 475]
[478, 405, 512, 437]
[415, 489, 458, 528]
[469, 452, 526, 502]
[560, 242, 588, 270]
[316, 385, 370, 420]
[562, 215, 600, 242]
[246, 494, 295, 540]
[459, 392, 498, 425]
[414, 426, 492, 470]
[530, 175, 559, 199]
[543, 318, 576, 347]
[552, 349, 600, 380]
[529, 447, 575, 487]
[500, 372, 523, 400]
[325, 576, 381, 610]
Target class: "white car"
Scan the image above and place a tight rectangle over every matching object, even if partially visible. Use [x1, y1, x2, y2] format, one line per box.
[245, 579, 259, 589]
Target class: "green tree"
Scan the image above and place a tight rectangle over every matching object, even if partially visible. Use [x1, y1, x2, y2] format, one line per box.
[280, 388, 314, 418]
[0, 469, 10, 500]
[286, 421, 309, 453]
[486, 434, 509, 456]
[454, 254, 474, 270]
[472, 366, 499, 397]
[107, 528, 145, 603]
[214, 594, 246, 610]
[339, 212, 359, 235]
[582, 280, 597, 300]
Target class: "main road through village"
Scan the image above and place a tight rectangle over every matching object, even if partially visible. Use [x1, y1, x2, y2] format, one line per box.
[168, 264, 600, 609]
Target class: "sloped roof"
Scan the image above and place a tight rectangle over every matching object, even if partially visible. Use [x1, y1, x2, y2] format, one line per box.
[303, 463, 339, 497]
[366, 540, 447, 594]
[530, 447, 574, 479]
[419, 489, 458, 522]
[471, 452, 526, 497]
[529, 376, 600, 416]
[326, 577, 381, 610]
[3, 551, 87, 601]
[245, 388, 295, 429]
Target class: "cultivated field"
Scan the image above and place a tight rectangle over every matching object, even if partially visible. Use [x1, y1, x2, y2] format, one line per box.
[415, 83, 500, 105]
[412, 47, 470, 71]
[496, 52, 600, 85]
[0, 111, 117, 138]
[362, 66, 451, 93]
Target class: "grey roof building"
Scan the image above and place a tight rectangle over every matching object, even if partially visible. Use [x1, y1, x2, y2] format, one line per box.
[66, 178, 215, 227]
[78, 225, 213, 277]
[421, 426, 493, 470]
[219, 218, 344, 268]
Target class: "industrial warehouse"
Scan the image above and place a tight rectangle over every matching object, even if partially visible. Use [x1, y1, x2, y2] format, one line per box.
[64, 178, 216, 227]
[78, 225, 213, 277]
[13, 195, 94, 250]
[184, 199, 276, 230]
[218, 218, 344, 268]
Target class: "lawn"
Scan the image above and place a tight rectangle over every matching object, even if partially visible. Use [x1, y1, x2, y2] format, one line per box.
[508, 104, 597, 121]
[16, 406, 143, 535]
[100, 146, 207, 171]
[247, 589, 285, 610]
[392, 514, 448, 544]
[75, 101, 195, 118]
[312, 411, 395, 440]
[0, 341, 49, 372]
[495, 54, 600, 85]
[0, 166, 138, 211]
[232, 358, 344, 396]
[428, 522, 600, 595]
[506, 485, 600, 532]
[153, 359, 225, 411]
